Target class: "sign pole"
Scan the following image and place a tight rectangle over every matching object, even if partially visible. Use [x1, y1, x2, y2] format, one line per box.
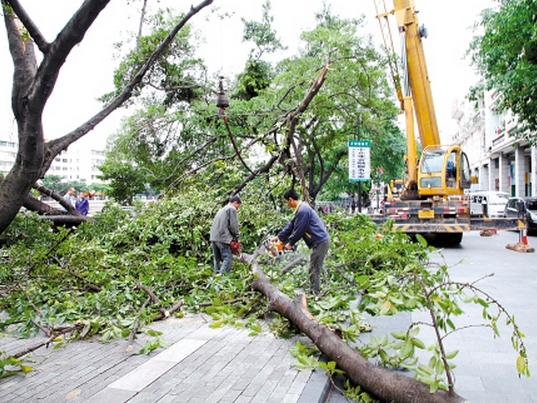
[357, 116, 362, 212]
[348, 117, 371, 215]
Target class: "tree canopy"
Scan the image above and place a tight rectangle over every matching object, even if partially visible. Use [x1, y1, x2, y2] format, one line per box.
[468, 0, 537, 141]
[100, 3, 405, 204]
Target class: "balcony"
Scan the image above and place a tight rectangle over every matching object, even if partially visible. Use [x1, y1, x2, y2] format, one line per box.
[492, 132, 505, 148]
[491, 126, 506, 148]
[470, 110, 485, 130]
[451, 104, 464, 120]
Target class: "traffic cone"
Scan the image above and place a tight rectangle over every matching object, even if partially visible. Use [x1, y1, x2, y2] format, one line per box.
[507, 225, 534, 253]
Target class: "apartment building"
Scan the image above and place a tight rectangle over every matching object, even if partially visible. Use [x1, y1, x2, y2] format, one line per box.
[47, 146, 106, 184]
[0, 135, 106, 184]
[0, 138, 17, 176]
[450, 86, 537, 197]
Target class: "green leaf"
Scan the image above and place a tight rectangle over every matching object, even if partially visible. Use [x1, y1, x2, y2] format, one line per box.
[391, 331, 406, 340]
[410, 337, 425, 349]
[445, 350, 459, 359]
[379, 349, 389, 363]
[516, 355, 526, 375]
[476, 298, 489, 308]
[356, 275, 370, 287]
[415, 233, 428, 247]
[21, 365, 33, 374]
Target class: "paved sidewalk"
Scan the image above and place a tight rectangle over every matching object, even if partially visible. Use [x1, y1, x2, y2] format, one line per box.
[0, 315, 324, 403]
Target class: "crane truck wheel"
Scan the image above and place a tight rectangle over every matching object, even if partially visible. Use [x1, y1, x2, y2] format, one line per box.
[442, 233, 463, 245]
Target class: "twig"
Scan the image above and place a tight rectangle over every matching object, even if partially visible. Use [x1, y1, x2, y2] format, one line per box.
[280, 253, 307, 275]
[126, 297, 151, 353]
[30, 318, 52, 337]
[136, 282, 168, 319]
[52, 257, 102, 292]
[198, 297, 248, 307]
[154, 300, 186, 321]
[27, 228, 74, 273]
[136, 283, 160, 304]
[11, 323, 84, 359]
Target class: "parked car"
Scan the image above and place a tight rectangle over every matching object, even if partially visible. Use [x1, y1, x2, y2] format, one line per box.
[504, 197, 537, 234]
[469, 191, 510, 218]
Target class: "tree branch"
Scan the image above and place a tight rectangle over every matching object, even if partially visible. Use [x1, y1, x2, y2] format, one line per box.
[284, 63, 330, 202]
[221, 115, 256, 175]
[11, 323, 84, 359]
[241, 251, 467, 403]
[41, 0, 214, 175]
[4, 0, 49, 52]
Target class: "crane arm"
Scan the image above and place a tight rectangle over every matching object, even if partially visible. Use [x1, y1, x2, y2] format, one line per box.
[393, 0, 440, 147]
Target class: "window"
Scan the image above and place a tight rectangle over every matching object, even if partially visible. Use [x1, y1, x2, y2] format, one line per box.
[421, 150, 444, 173]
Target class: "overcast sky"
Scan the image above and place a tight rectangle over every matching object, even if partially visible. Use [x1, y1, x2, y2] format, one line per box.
[0, 0, 495, 148]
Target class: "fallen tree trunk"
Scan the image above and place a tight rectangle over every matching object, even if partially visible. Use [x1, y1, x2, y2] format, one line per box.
[244, 253, 468, 403]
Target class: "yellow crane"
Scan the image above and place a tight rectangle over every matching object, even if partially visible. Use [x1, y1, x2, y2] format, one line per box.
[371, 0, 517, 244]
[374, 0, 472, 199]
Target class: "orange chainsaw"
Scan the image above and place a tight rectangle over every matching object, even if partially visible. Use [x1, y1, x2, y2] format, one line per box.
[265, 240, 284, 256]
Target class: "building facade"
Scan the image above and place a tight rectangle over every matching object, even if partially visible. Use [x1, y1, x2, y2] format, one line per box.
[47, 147, 106, 184]
[0, 136, 106, 185]
[450, 86, 537, 198]
[0, 138, 17, 177]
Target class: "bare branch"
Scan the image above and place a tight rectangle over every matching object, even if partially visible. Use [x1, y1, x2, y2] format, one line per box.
[11, 323, 84, 359]
[4, 0, 49, 52]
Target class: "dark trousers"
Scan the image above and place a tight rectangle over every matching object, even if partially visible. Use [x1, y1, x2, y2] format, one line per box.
[212, 242, 232, 274]
[309, 240, 330, 295]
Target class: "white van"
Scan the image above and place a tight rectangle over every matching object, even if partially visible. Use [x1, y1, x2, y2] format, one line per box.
[469, 191, 510, 218]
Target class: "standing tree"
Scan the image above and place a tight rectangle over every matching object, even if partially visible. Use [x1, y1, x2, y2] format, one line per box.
[100, 5, 405, 204]
[0, 0, 213, 234]
[468, 0, 537, 141]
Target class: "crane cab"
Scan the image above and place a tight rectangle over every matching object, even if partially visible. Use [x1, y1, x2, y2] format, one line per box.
[417, 145, 472, 198]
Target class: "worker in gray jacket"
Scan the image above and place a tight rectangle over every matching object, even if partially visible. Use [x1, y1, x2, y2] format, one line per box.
[210, 195, 241, 274]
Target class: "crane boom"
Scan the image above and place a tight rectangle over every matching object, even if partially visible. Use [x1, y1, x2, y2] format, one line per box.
[393, 0, 440, 147]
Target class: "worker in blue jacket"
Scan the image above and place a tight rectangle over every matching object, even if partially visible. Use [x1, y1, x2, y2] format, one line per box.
[272, 189, 330, 295]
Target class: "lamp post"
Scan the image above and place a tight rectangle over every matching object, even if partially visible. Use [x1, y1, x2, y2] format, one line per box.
[216, 76, 229, 120]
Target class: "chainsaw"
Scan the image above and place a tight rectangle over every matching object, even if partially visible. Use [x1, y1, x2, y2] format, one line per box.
[263, 239, 290, 256]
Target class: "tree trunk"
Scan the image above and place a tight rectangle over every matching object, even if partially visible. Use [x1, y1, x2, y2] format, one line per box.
[245, 254, 468, 403]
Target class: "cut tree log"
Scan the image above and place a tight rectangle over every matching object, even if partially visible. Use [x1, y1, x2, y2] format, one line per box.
[243, 253, 468, 403]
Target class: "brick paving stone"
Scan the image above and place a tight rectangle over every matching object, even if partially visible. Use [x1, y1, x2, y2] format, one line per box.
[154, 395, 179, 403]
[281, 393, 301, 403]
[288, 370, 311, 394]
[214, 387, 243, 403]
[1, 313, 323, 403]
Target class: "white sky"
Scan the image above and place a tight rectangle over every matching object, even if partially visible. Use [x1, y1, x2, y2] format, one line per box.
[0, 0, 494, 148]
